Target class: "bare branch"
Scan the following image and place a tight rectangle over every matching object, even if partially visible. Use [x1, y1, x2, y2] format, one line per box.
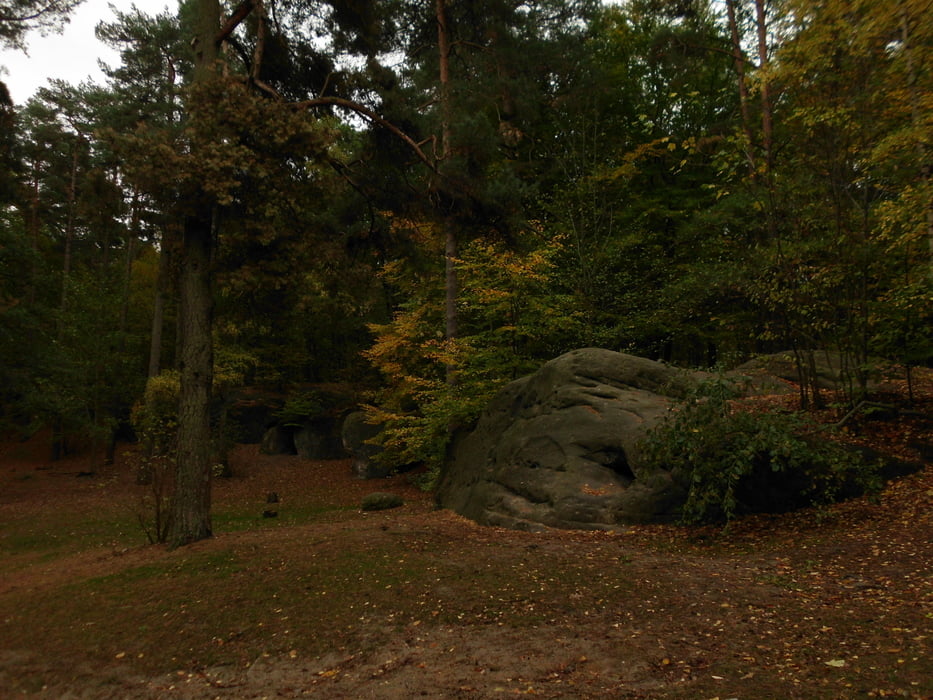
[294, 96, 438, 173]
[0, 0, 81, 24]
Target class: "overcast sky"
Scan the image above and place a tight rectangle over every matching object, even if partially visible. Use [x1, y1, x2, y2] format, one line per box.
[0, 0, 175, 104]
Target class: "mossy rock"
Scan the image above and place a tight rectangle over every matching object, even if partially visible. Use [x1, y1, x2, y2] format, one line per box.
[361, 492, 404, 511]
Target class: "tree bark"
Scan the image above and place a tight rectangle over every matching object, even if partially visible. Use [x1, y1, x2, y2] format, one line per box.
[899, 1, 933, 280]
[436, 0, 458, 385]
[753, 0, 774, 175]
[58, 137, 79, 338]
[169, 209, 214, 547]
[725, 0, 757, 176]
[168, 0, 221, 548]
[26, 158, 41, 306]
[147, 252, 166, 378]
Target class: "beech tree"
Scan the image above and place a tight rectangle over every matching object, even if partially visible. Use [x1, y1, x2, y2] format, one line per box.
[359, 0, 600, 470]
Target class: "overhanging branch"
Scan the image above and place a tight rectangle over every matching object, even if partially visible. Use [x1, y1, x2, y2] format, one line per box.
[294, 96, 438, 174]
[216, 0, 256, 46]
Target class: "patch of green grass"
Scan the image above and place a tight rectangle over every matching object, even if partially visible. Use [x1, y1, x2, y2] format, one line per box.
[82, 550, 243, 590]
[1, 512, 141, 558]
[210, 503, 358, 533]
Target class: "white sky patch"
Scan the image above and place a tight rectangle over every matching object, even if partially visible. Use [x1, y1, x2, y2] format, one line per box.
[0, 0, 174, 104]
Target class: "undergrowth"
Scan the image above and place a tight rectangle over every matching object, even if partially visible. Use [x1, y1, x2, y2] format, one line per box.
[641, 376, 882, 524]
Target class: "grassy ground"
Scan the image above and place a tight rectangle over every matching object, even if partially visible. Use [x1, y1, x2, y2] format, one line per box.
[1, 408, 931, 699]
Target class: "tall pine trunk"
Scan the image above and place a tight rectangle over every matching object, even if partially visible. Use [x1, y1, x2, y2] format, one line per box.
[169, 209, 214, 546]
[169, 0, 220, 548]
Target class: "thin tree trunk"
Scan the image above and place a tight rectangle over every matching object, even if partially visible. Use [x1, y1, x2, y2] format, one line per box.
[119, 189, 140, 336]
[147, 48, 179, 379]
[27, 160, 41, 306]
[725, 0, 757, 176]
[148, 228, 174, 378]
[752, 0, 781, 253]
[250, 0, 266, 82]
[754, 0, 774, 175]
[436, 0, 458, 385]
[444, 225, 458, 346]
[50, 139, 81, 461]
[899, 1, 933, 280]
[148, 277, 165, 378]
[58, 139, 79, 338]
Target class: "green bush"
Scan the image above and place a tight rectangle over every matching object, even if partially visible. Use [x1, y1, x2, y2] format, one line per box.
[130, 372, 181, 543]
[641, 376, 880, 524]
[275, 391, 327, 427]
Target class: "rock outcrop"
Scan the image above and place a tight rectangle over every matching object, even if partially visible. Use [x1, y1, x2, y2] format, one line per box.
[342, 411, 392, 479]
[436, 348, 702, 531]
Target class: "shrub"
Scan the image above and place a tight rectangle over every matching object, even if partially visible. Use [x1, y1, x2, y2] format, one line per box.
[130, 372, 180, 543]
[275, 391, 327, 428]
[641, 376, 880, 524]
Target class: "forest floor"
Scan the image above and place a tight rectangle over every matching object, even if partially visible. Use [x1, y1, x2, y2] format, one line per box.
[0, 379, 931, 699]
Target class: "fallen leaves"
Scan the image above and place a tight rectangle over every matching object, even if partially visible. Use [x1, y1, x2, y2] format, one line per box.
[2, 392, 932, 699]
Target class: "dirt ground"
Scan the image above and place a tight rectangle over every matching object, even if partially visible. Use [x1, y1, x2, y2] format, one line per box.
[0, 399, 931, 699]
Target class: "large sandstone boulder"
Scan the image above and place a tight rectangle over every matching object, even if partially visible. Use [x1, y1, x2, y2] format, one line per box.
[435, 348, 703, 531]
[294, 418, 346, 459]
[226, 389, 285, 444]
[260, 425, 296, 455]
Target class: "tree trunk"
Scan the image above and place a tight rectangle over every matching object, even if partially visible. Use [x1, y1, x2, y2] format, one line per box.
[436, 0, 458, 386]
[169, 0, 221, 548]
[148, 227, 176, 378]
[27, 159, 41, 306]
[751, 0, 780, 250]
[753, 0, 774, 175]
[899, 1, 933, 280]
[725, 0, 757, 176]
[58, 138, 79, 338]
[444, 224, 458, 347]
[119, 189, 140, 337]
[169, 208, 215, 547]
[148, 276, 165, 378]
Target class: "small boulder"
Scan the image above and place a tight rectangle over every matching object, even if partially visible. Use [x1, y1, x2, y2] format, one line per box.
[361, 492, 404, 511]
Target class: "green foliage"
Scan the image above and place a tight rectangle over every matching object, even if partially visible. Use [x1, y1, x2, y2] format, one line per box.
[641, 377, 880, 525]
[3, 0, 931, 528]
[873, 281, 933, 365]
[365, 229, 580, 482]
[275, 391, 327, 428]
[130, 372, 180, 544]
[0, 0, 82, 50]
